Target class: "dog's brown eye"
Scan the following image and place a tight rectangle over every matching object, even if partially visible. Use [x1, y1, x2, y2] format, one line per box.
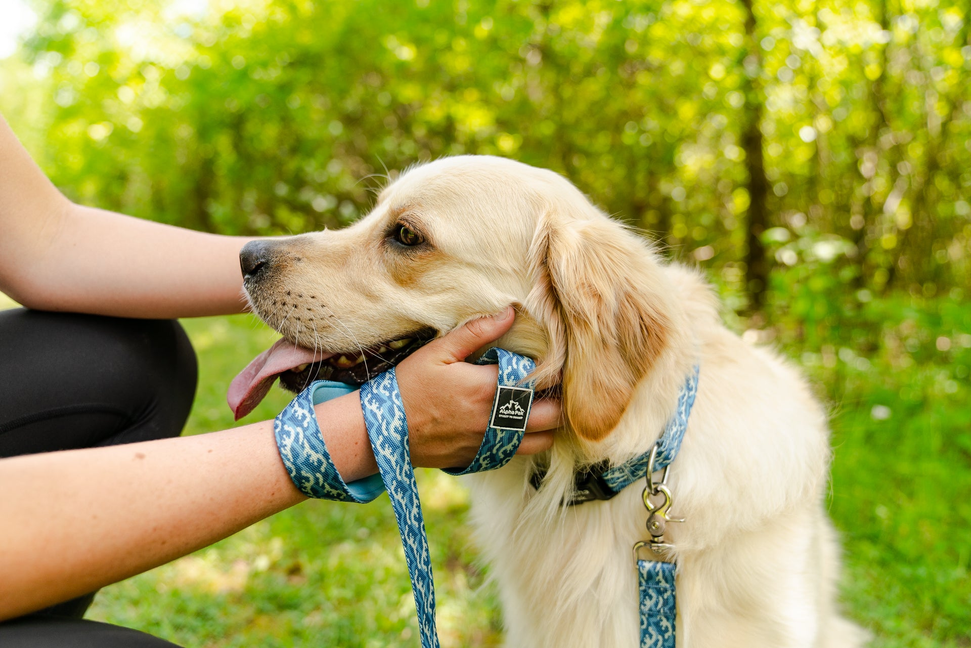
[394, 224, 422, 246]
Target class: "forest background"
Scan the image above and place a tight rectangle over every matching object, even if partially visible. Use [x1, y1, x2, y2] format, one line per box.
[0, 0, 968, 645]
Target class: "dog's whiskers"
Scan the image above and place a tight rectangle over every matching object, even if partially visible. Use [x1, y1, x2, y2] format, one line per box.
[318, 302, 371, 380]
[301, 320, 323, 393]
[274, 302, 298, 338]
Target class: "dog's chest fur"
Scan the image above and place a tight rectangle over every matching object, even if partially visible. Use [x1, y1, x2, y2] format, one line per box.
[465, 265, 859, 647]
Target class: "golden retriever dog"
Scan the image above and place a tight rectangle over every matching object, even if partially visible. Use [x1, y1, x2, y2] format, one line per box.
[231, 155, 868, 647]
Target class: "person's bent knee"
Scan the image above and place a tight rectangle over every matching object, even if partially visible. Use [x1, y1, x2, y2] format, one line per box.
[85, 317, 198, 446]
[0, 310, 198, 454]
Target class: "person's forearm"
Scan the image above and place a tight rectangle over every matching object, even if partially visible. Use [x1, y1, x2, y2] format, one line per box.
[0, 395, 373, 622]
[0, 113, 254, 318]
[0, 309, 559, 621]
[21, 204, 256, 318]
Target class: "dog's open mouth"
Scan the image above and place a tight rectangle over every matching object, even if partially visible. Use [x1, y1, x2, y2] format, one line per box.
[227, 328, 436, 420]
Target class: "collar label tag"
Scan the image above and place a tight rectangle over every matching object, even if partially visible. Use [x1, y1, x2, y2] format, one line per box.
[489, 386, 533, 432]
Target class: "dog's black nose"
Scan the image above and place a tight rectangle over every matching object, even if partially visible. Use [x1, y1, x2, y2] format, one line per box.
[240, 240, 273, 279]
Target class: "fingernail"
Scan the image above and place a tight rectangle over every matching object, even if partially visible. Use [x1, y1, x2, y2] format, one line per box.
[489, 306, 514, 320]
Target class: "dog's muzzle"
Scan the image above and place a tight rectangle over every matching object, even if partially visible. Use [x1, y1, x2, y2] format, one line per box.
[240, 239, 277, 280]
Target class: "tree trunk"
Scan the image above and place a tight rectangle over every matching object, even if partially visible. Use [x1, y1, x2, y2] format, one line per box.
[740, 0, 769, 312]
[855, 0, 893, 290]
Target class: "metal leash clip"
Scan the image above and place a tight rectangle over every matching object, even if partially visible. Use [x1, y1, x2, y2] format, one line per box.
[633, 444, 685, 560]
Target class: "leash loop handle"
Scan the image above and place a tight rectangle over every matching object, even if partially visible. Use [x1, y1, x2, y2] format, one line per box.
[274, 380, 384, 502]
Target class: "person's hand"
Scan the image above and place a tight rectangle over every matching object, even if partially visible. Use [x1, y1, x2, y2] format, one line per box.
[395, 307, 560, 469]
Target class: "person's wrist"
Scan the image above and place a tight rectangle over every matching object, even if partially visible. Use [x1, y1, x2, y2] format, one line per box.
[312, 392, 377, 482]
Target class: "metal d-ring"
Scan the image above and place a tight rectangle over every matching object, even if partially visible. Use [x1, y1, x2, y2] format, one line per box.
[633, 539, 675, 560]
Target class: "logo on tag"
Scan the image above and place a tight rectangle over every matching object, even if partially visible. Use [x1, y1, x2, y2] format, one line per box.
[490, 386, 533, 432]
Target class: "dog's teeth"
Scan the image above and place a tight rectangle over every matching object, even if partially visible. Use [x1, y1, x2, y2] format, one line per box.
[377, 345, 390, 354]
[353, 354, 366, 366]
[334, 355, 356, 368]
[389, 339, 411, 350]
[293, 364, 309, 373]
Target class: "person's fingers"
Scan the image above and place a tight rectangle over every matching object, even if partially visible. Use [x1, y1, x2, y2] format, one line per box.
[516, 431, 554, 455]
[524, 398, 561, 432]
[429, 307, 515, 364]
[516, 398, 559, 454]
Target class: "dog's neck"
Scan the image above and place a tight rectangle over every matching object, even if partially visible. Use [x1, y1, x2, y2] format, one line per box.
[522, 335, 698, 515]
[594, 339, 697, 464]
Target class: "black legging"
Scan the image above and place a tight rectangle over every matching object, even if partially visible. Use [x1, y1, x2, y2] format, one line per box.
[0, 308, 197, 647]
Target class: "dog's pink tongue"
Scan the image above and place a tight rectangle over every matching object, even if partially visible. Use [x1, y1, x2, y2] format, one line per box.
[227, 339, 331, 421]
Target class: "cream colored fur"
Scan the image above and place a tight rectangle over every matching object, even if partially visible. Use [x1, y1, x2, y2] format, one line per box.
[247, 155, 869, 647]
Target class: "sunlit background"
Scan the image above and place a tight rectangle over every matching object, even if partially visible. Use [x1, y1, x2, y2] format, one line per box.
[0, 2, 36, 58]
[0, 1, 968, 646]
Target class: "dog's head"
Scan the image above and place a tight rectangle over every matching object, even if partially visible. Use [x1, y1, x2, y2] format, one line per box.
[232, 155, 681, 442]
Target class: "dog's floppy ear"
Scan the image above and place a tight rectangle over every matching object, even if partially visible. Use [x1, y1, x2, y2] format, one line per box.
[527, 207, 671, 442]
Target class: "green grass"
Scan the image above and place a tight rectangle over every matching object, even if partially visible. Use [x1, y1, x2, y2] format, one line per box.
[4, 290, 967, 645]
[798, 295, 971, 647]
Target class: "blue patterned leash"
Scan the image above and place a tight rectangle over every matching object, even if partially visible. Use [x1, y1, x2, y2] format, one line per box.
[274, 350, 696, 648]
[274, 380, 385, 503]
[360, 367, 440, 647]
[630, 365, 700, 648]
[360, 348, 535, 648]
[637, 559, 677, 647]
[444, 348, 536, 476]
[275, 348, 535, 648]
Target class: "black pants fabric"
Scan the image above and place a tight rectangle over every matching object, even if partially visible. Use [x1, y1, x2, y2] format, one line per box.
[0, 308, 197, 647]
[0, 617, 184, 648]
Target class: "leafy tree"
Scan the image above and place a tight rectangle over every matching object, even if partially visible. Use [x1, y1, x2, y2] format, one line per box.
[4, 0, 968, 309]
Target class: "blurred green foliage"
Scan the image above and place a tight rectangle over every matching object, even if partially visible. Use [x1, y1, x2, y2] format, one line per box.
[1, 0, 969, 645]
[1, 0, 969, 305]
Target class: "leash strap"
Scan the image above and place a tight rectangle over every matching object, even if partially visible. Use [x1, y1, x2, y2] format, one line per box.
[359, 348, 535, 648]
[632, 365, 699, 648]
[274, 380, 384, 502]
[638, 560, 677, 648]
[276, 352, 686, 647]
[445, 348, 536, 475]
[361, 367, 440, 648]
